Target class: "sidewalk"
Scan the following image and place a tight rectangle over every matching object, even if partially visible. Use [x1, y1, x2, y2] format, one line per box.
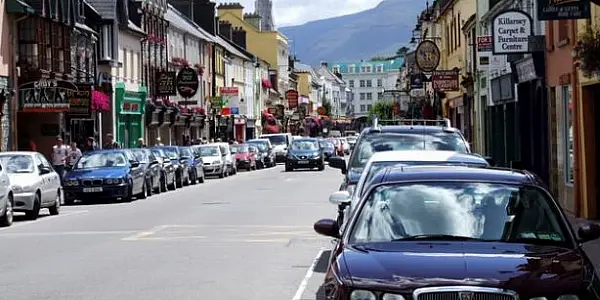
[567, 214, 600, 268]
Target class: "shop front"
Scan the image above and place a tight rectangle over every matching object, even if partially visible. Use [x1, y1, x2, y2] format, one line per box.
[115, 83, 147, 148]
[188, 107, 206, 141]
[486, 73, 517, 169]
[233, 116, 246, 142]
[173, 107, 190, 145]
[66, 85, 94, 147]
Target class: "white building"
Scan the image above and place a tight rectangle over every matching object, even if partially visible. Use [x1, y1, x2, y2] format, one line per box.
[315, 62, 347, 117]
[276, 34, 290, 98]
[328, 59, 404, 118]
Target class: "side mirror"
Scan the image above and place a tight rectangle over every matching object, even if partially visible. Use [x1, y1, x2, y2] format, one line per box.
[130, 161, 140, 168]
[578, 222, 600, 243]
[329, 190, 351, 205]
[313, 218, 340, 238]
[329, 156, 347, 174]
[39, 166, 52, 175]
[484, 156, 495, 166]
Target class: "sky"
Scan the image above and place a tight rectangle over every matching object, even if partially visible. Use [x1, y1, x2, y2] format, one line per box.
[215, 0, 384, 27]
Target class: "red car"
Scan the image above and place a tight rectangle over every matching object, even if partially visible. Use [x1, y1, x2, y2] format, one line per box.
[330, 138, 344, 156]
[231, 144, 258, 171]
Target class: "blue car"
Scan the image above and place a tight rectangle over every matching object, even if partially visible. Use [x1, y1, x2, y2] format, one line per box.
[63, 150, 146, 204]
[153, 146, 190, 188]
[182, 146, 205, 184]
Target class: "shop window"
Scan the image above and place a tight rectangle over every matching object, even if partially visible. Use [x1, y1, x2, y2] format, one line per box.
[558, 20, 569, 43]
[562, 85, 574, 184]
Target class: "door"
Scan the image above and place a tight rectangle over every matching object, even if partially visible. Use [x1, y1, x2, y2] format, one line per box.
[70, 119, 95, 146]
[125, 151, 144, 193]
[39, 154, 60, 204]
[0, 165, 8, 206]
[34, 154, 51, 205]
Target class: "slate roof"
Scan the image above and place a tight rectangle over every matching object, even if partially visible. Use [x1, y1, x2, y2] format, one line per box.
[315, 66, 345, 85]
[213, 35, 250, 60]
[165, 4, 215, 42]
[329, 58, 405, 73]
[86, 0, 116, 19]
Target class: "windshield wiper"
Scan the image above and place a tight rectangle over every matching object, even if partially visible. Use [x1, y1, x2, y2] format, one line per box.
[392, 234, 482, 241]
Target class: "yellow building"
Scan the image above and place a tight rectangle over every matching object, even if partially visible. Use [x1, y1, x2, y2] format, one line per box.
[293, 62, 321, 113]
[433, 0, 474, 121]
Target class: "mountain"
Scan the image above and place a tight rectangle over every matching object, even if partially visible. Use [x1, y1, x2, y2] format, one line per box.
[279, 0, 421, 66]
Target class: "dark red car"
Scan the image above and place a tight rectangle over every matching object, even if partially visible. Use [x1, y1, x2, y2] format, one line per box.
[231, 144, 257, 171]
[315, 165, 600, 300]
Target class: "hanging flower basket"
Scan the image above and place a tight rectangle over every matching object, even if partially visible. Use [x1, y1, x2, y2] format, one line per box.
[194, 63, 204, 76]
[574, 25, 600, 77]
[171, 57, 189, 68]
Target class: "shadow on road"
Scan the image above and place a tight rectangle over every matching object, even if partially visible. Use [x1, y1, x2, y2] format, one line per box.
[13, 213, 51, 222]
[314, 250, 331, 273]
[316, 284, 327, 300]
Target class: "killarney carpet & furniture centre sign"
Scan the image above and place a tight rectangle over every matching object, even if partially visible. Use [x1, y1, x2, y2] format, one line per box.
[492, 9, 533, 55]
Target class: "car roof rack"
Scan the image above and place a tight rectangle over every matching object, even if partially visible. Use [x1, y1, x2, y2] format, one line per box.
[371, 117, 451, 127]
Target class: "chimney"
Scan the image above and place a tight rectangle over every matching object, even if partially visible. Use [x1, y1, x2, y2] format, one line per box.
[231, 26, 247, 49]
[320, 61, 328, 68]
[243, 12, 262, 31]
[219, 21, 233, 41]
[168, 0, 216, 35]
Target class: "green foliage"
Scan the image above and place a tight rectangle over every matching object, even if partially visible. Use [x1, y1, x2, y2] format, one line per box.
[321, 99, 332, 116]
[370, 46, 410, 61]
[368, 102, 394, 121]
[575, 25, 600, 77]
[396, 46, 410, 56]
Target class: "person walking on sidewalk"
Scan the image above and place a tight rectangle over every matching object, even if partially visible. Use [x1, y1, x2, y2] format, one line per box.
[136, 138, 146, 148]
[84, 137, 98, 152]
[51, 136, 69, 182]
[103, 133, 120, 149]
[68, 142, 82, 169]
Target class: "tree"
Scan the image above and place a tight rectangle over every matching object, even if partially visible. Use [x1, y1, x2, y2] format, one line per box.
[368, 102, 394, 122]
[396, 46, 410, 56]
[370, 46, 411, 61]
[321, 98, 332, 116]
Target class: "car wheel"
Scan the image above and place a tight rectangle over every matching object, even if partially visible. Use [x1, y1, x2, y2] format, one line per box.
[190, 170, 197, 185]
[160, 173, 168, 192]
[138, 181, 148, 199]
[176, 172, 183, 188]
[318, 163, 325, 171]
[0, 194, 13, 227]
[247, 164, 251, 171]
[49, 190, 60, 215]
[26, 192, 41, 220]
[285, 166, 293, 172]
[146, 179, 153, 197]
[198, 172, 205, 183]
[154, 176, 161, 194]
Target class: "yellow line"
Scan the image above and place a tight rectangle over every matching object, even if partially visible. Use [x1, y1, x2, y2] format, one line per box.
[121, 225, 169, 241]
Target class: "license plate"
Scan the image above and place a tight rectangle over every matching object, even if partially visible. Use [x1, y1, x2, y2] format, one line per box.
[298, 160, 309, 164]
[83, 187, 103, 193]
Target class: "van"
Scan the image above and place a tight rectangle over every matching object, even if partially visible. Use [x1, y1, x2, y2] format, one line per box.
[214, 142, 237, 175]
[260, 133, 293, 163]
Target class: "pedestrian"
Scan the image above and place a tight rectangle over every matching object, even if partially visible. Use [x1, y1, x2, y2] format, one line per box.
[51, 135, 69, 182]
[68, 141, 82, 168]
[137, 138, 146, 148]
[155, 137, 164, 146]
[103, 133, 120, 149]
[202, 137, 208, 144]
[84, 137, 98, 152]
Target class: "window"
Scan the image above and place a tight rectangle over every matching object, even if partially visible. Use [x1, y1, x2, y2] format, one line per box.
[366, 80, 372, 87]
[18, 18, 70, 74]
[563, 85, 574, 184]
[366, 93, 373, 100]
[366, 66, 372, 72]
[558, 20, 569, 42]
[359, 80, 366, 87]
[349, 80, 354, 88]
[348, 65, 355, 73]
[360, 66, 366, 73]
[457, 13, 461, 47]
[376, 65, 383, 73]
[377, 79, 383, 87]
[360, 105, 366, 112]
[367, 104, 373, 111]
[360, 93, 366, 100]
[332, 67, 340, 73]
[378, 92, 383, 100]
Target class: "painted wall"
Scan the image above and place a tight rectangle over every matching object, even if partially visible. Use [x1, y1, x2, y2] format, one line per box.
[167, 25, 202, 106]
[297, 72, 311, 97]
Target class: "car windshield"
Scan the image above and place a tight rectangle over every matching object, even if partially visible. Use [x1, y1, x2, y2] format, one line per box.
[160, 148, 179, 159]
[248, 142, 268, 152]
[0, 155, 35, 173]
[349, 182, 569, 247]
[350, 132, 469, 169]
[319, 141, 334, 148]
[199, 147, 219, 157]
[263, 135, 286, 145]
[291, 140, 319, 151]
[358, 161, 489, 197]
[151, 150, 164, 163]
[132, 150, 150, 163]
[179, 147, 192, 158]
[231, 145, 249, 153]
[76, 152, 127, 169]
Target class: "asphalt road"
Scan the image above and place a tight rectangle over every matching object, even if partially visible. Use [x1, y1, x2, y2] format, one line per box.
[0, 164, 340, 300]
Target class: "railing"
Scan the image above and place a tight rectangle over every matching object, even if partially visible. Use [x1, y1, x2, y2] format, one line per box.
[373, 118, 451, 127]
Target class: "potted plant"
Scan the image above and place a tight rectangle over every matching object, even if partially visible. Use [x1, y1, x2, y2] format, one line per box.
[171, 57, 189, 68]
[574, 25, 600, 77]
[194, 63, 204, 76]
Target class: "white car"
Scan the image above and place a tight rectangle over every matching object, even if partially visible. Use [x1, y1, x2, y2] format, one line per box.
[0, 152, 61, 220]
[0, 160, 13, 227]
[197, 144, 228, 178]
[328, 150, 489, 228]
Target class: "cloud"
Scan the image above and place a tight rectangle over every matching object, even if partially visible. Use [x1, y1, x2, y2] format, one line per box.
[215, 0, 383, 27]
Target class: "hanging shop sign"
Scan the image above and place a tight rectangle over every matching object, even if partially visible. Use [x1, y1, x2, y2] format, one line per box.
[67, 84, 92, 117]
[491, 73, 515, 104]
[155, 71, 177, 96]
[220, 87, 240, 115]
[286, 90, 299, 109]
[410, 73, 424, 89]
[538, 0, 590, 20]
[432, 70, 460, 92]
[415, 40, 441, 72]
[492, 9, 533, 55]
[176, 67, 199, 99]
[19, 79, 78, 112]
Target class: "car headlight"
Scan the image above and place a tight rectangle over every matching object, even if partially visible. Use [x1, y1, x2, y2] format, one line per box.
[382, 294, 405, 300]
[350, 290, 376, 300]
[65, 180, 79, 186]
[12, 185, 34, 192]
[105, 178, 123, 185]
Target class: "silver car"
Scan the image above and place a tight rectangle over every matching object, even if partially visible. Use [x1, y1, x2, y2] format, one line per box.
[0, 152, 61, 220]
[0, 160, 13, 227]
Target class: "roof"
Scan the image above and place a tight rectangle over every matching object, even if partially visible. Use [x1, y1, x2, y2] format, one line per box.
[0, 151, 38, 156]
[370, 166, 538, 186]
[165, 5, 215, 42]
[368, 151, 488, 165]
[294, 62, 314, 73]
[361, 125, 460, 135]
[315, 66, 345, 85]
[292, 138, 319, 142]
[213, 34, 250, 60]
[329, 58, 405, 73]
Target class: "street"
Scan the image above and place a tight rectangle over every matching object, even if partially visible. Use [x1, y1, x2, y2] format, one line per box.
[0, 165, 337, 300]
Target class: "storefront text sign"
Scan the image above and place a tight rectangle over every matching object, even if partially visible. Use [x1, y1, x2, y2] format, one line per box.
[432, 70, 460, 92]
[19, 79, 78, 112]
[67, 84, 92, 116]
[123, 102, 140, 112]
[538, 0, 590, 20]
[220, 87, 239, 115]
[492, 10, 533, 55]
[155, 71, 177, 96]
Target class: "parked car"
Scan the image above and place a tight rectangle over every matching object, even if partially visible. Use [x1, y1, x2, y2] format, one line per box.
[150, 148, 177, 191]
[0, 159, 12, 227]
[63, 150, 146, 203]
[318, 139, 336, 161]
[315, 165, 600, 299]
[153, 146, 190, 188]
[231, 144, 258, 171]
[329, 138, 344, 156]
[339, 137, 350, 154]
[260, 133, 292, 163]
[247, 138, 276, 168]
[214, 143, 237, 175]
[285, 138, 325, 172]
[130, 149, 162, 196]
[196, 144, 228, 178]
[181, 146, 205, 184]
[0, 152, 61, 220]
[346, 135, 357, 150]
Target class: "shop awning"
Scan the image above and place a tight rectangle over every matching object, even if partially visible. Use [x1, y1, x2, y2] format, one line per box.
[6, 0, 34, 14]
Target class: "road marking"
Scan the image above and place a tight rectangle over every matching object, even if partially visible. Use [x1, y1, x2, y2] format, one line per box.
[0, 210, 89, 232]
[293, 247, 325, 300]
[121, 225, 169, 241]
[0, 230, 138, 237]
